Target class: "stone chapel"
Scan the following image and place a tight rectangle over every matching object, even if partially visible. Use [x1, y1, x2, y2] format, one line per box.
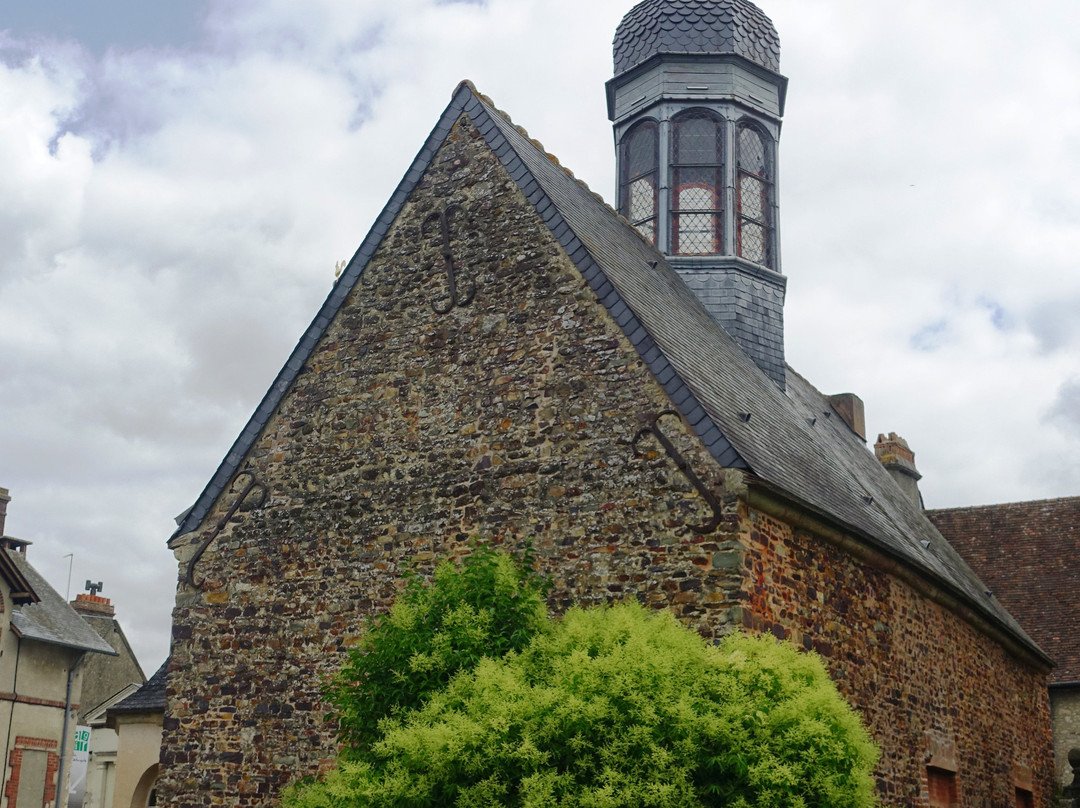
[159, 1, 1056, 806]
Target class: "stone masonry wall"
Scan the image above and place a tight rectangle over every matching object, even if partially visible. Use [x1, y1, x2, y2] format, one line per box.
[159, 109, 1053, 808]
[739, 501, 1054, 807]
[159, 115, 745, 806]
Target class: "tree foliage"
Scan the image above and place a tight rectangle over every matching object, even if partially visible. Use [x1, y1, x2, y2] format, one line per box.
[324, 543, 550, 759]
[291, 597, 878, 808]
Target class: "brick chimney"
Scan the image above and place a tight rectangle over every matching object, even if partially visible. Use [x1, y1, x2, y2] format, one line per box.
[0, 487, 9, 537]
[71, 592, 116, 618]
[875, 432, 923, 507]
[827, 394, 866, 441]
[71, 581, 115, 617]
[0, 488, 31, 555]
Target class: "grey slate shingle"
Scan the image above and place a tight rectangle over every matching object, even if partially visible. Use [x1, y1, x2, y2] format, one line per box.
[613, 0, 782, 75]
[110, 660, 168, 714]
[8, 551, 116, 655]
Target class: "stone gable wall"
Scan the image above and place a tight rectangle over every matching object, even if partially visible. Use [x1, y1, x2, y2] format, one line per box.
[739, 502, 1054, 807]
[158, 111, 1053, 808]
[159, 115, 745, 806]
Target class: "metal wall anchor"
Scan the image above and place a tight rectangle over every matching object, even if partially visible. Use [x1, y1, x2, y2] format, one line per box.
[186, 471, 268, 590]
[423, 205, 476, 314]
[633, 410, 723, 534]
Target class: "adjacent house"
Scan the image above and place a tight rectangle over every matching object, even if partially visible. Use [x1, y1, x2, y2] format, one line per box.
[80, 683, 140, 808]
[0, 489, 116, 808]
[928, 497, 1080, 788]
[70, 589, 147, 808]
[106, 663, 166, 808]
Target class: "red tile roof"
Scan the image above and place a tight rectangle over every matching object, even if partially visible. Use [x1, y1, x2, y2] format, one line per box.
[928, 497, 1080, 683]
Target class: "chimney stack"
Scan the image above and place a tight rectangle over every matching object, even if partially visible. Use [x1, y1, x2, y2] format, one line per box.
[0, 487, 9, 537]
[827, 394, 866, 441]
[0, 489, 31, 555]
[71, 582, 116, 618]
[875, 432, 923, 507]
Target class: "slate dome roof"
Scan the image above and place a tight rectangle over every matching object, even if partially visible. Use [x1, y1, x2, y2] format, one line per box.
[613, 0, 781, 75]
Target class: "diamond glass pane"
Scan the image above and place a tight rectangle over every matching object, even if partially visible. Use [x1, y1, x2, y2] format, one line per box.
[676, 213, 719, 254]
[740, 221, 766, 264]
[673, 168, 720, 210]
[737, 126, 767, 175]
[635, 220, 656, 245]
[739, 175, 765, 221]
[626, 123, 658, 179]
[680, 185, 712, 210]
[675, 115, 720, 164]
[630, 177, 656, 222]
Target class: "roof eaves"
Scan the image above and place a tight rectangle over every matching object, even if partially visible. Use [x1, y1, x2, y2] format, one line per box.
[0, 550, 38, 605]
[11, 620, 119, 656]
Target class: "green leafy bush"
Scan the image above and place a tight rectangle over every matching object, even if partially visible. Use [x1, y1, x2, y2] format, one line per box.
[325, 543, 549, 759]
[291, 601, 878, 808]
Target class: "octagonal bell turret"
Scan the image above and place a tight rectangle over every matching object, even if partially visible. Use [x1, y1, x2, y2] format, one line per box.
[608, 0, 789, 389]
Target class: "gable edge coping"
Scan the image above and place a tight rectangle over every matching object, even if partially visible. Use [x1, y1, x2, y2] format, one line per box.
[172, 82, 749, 541]
[171, 90, 472, 540]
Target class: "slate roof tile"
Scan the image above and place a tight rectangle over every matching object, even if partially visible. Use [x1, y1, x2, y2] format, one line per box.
[614, 0, 781, 75]
[110, 660, 168, 714]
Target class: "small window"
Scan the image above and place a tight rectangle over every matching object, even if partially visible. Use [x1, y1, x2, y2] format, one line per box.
[1015, 787, 1033, 808]
[927, 766, 957, 808]
[736, 122, 774, 267]
[671, 111, 723, 255]
[619, 121, 659, 245]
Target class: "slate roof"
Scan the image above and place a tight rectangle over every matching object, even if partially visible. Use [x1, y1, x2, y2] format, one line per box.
[928, 497, 1080, 683]
[6, 550, 116, 655]
[171, 82, 1046, 667]
[110, 660, 168, 715]
[613, 0, 781, 75]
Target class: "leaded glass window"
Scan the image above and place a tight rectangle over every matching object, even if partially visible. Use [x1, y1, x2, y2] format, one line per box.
[736, 122, 773, 267]
[619, 121, 659, 245]
[671, 111, 722, 255]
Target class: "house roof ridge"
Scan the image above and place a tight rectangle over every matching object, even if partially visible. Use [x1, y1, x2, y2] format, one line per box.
[927, 495, 1080, 514]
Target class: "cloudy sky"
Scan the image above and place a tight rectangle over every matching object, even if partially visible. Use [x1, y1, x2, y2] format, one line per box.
[1, 0, 1078, 672]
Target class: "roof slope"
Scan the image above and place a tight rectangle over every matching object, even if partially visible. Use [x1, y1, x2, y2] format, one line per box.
[929, 497, 1080, 683]
[171, 82, 1044, 665]
[110, 659, 167, 715]
[85, 682, 143, 725]
[7, 551, 116, 655]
